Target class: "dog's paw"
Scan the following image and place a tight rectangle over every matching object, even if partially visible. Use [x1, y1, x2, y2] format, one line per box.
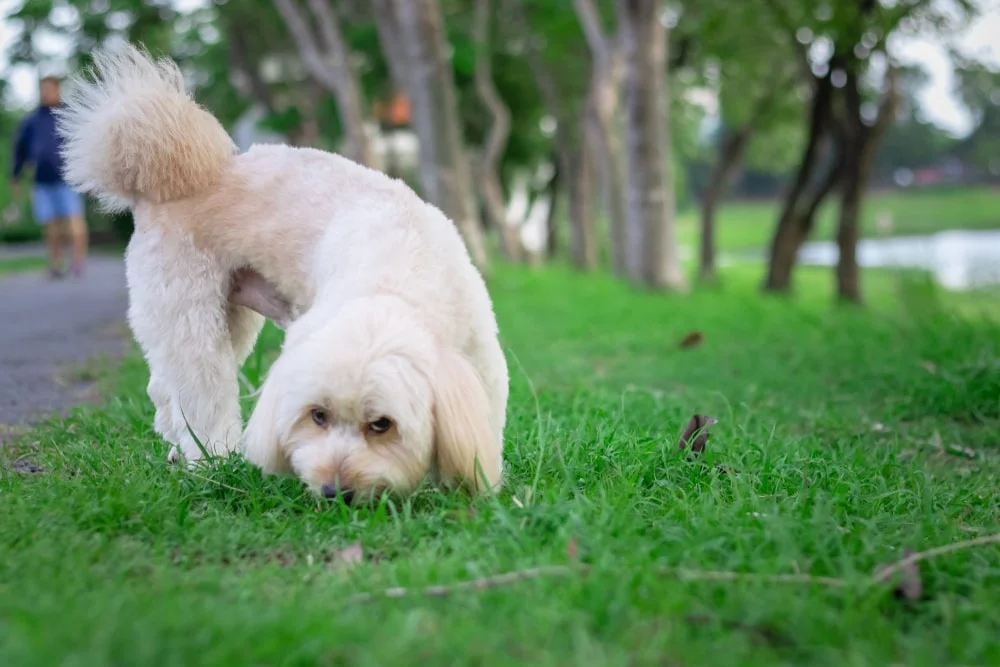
[167, 445, 182, 465]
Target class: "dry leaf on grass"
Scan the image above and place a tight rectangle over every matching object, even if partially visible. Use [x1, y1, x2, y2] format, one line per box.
[873, 548, 923, 602]
[678, 331, 704, 349]
[678, 414, 718, 454]
[11, 459, 44, 474]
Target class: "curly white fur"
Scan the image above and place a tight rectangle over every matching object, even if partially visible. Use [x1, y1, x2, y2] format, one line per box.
[56, 42, 509, 498]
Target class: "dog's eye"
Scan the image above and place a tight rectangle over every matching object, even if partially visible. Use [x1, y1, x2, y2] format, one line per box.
[368, 417, 393, 434]
[310, 408, 329, 427]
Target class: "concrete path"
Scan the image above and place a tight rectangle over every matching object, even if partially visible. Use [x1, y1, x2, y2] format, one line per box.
[0, 253, 129, 433]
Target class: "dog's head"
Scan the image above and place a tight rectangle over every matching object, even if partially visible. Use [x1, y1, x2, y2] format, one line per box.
[243, 297, 503, 502]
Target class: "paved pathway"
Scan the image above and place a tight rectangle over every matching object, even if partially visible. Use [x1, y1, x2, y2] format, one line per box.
[0, 253, 129, 432]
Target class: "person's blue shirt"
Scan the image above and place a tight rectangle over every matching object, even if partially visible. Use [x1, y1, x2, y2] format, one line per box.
[12, 105, 68, 185]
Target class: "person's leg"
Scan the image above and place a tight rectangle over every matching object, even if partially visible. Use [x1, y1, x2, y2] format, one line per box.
[68, 215, 88, 277]
[31, 185, 64, 278]
[46, 220, 66, 278]
[54, 185, 88, 277]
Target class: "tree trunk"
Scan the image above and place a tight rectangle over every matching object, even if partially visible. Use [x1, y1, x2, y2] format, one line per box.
[567, 138, 598, 270]
[472, 0, 522, 262]
[385, 0, 489, 271]
[834, 66, 899, 303]
[835, 154, 863, 302]
[545, 151, 561, 258]
[699, 126, 753, 281]
[619, 0, 685, 289]
[586, 71, 626, 275]
[574, 0, 626, 274]
[763, 71, 836, 292]
[272, 0, 374, 165]
[513, 0, 604, 266]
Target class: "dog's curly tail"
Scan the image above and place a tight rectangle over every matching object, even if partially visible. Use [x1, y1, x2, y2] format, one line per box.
[55, 42, 236, 212]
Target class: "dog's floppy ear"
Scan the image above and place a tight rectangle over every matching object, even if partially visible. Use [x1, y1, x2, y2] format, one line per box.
[432, 348, 503, 494]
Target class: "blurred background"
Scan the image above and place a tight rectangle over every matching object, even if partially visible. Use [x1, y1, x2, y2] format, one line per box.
[0, 0, 998, 298]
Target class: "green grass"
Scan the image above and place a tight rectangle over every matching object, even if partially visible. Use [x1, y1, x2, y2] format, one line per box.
[2, 262, 1000, 666]
[675, 185, 1000, 252]
[0, 255, 48, 276]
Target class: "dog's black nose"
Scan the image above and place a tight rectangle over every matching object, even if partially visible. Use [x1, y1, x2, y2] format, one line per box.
[321, 484, 354, 504]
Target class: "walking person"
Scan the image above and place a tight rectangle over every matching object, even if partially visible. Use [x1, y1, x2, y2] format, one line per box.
[10, 75, 89, 279]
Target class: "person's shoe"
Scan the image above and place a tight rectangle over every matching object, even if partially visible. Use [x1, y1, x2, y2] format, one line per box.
[71, 261, 85, 278]
[48, 266, 66, 280]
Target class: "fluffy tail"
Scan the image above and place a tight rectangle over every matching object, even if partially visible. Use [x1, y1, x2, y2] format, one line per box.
[55, 42, 236, 212]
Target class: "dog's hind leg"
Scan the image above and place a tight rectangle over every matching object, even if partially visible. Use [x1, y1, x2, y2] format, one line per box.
[126, 230, 245, 463]
[228, 303, 266, 419]
[228, 303, 265, 368]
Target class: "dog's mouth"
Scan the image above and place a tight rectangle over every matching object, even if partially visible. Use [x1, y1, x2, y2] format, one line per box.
[228, 267, 296, 328]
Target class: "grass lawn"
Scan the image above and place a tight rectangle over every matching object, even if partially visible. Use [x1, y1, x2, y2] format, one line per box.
[0, 255, 48, 276]
[2, 261, 999, 666]
[675, 184, 1000, 252]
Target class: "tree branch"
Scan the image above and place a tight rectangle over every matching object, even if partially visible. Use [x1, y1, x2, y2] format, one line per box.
[474, 0, 510, 174]
[872, 64, 901, 137]
[306, 0, 351, 77]
[573, 0, 611, 65]
[272, 0, 340, 93]
[371, 0, 411, 96]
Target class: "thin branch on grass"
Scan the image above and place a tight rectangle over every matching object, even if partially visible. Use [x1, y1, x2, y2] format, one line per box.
[346, 565, 586, 603]
[872, 533, 1000, 583]
[345, 533, 1000, 604]
[675, 569, 846, 587]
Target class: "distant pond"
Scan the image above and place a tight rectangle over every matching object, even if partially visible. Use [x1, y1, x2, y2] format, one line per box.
[797, 230, 1000, 291]
[724, 229, 1000, 291]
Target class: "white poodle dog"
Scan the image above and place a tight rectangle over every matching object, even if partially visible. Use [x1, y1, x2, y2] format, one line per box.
[55, 43, 509, 502]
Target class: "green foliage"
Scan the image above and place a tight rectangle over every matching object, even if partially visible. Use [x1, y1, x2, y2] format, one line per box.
[872, 63, 960, 176]
[8, 0, 177, 72]
[875, 118, 960, 175]
[952, 58, 1000, 173]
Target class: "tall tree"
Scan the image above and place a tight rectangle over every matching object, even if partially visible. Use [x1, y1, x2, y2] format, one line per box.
[272, 0, 375, 165]
[574, 0, 626, 275]
[504, 0, 598, 270]
[372, 0, 488, 271]
[471, 0, 525, 262]
[619, 0, 685, 289]
[683, 0, 803, 282]
[761, 0, 976, 301]
[834, 64, 900, 301]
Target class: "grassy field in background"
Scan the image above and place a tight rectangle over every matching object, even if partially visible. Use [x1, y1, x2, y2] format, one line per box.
[2, 261, 999, 666]
[675, 185, 1000, 252]
[0, 255, 47, 275]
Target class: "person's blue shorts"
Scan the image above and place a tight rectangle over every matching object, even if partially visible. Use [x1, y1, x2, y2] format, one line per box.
[31, 183, 84, 225]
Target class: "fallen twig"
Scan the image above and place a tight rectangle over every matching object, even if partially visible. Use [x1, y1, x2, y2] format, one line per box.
[343, 532, 1000, 604]
[871, 533, 1000, 584]
[675, 569, 846, 587]
[346, 564, 588, 603]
